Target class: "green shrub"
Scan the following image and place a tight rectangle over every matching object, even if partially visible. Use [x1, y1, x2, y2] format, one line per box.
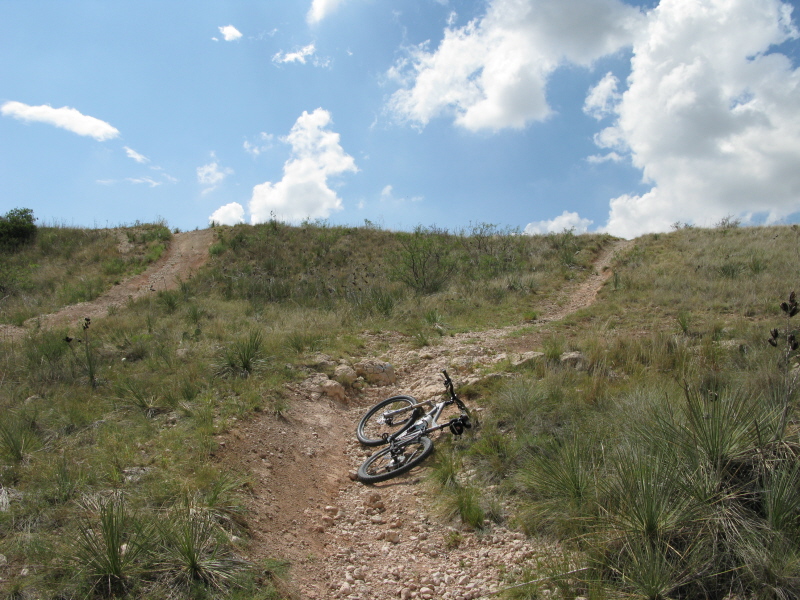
[0, 207, 36, 251]
[389, 225, 457, 294]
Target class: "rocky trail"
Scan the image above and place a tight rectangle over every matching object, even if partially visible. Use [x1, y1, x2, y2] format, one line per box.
[223, 238, 632, 599]
[3, 230, 631, 598]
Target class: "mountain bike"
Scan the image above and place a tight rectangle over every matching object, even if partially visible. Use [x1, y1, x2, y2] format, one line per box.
[356, 370, 472, 484]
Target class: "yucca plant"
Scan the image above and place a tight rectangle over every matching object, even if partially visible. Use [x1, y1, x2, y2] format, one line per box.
[516, 437, 598, 537]
[654, 387, 763, 485]
[157, 289, 181, 314]
[0, 410, 41, 463]
[216, 329, 266, 378]
[197, 474, 247, 531]
[606, 537, 696, 600]
[157, 502, 247, 591]
[762, 463, 800, 536]
[115, 378, 163, 417]
[735, 528, 800, 600]
[603, 447, 696, 544]
[767, 291, 800, 441]
[73, 494, 154, 596]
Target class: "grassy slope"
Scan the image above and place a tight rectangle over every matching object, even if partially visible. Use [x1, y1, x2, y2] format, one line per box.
[2, 221, 800, 599]
[459, 224, 800, 599]
[0, 222, 172, 326]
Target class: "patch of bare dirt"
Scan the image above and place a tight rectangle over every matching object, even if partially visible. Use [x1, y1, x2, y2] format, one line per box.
[0, 229, 216, 341]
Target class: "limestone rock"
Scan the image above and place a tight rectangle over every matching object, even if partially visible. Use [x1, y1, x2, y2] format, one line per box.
[334, 364, 358, 386]
[560, 351, 588, 371]
[355, 359, 396, 385]
[305, 353, 336, 369]
[511, 351, 545, 367]
[305, 372, 331, 393]
[321, 379, 347, 402]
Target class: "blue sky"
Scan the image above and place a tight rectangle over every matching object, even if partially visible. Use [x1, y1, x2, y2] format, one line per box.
[2, 0, 799, 238]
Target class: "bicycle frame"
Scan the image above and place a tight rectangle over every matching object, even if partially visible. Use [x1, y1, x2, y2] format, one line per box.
[392, 399, 450, 443]
[384, 371, 469, 446]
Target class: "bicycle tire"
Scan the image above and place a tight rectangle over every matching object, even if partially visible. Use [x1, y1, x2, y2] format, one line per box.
[356, 395, 417, 446]
[357, 436, 434, 484]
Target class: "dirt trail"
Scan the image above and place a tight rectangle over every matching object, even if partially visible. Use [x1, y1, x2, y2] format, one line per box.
[0, 229, 216, 341]
[226, 239, 633, 599]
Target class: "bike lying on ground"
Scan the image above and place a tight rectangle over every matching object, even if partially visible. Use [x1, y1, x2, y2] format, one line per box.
[355, 370, 472, 484]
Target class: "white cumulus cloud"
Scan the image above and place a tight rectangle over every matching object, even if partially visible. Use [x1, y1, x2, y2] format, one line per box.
[596, 0, 800, 239]
[197, 154, 233, 194]
[307, 0, 348, 24]
[209, 202, 246, 226]
[218, 25, 242, 41]
[249, 108, 357, 223]
[1, 101, 119, 141]
[525, 210, 593, 234]
[387, 0, 644, 131]
[583, 72, 621, 120]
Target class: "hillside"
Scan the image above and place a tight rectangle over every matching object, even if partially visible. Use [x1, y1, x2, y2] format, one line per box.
[1, 221, 799, 599]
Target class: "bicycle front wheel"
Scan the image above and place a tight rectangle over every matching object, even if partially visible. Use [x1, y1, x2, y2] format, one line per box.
[356, 395, 417, 446]
[357, 436, 434, 484]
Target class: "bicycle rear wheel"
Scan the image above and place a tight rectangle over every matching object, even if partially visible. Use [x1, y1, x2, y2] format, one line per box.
[356, 436, 434, 484]
[356, 395, 417, 446]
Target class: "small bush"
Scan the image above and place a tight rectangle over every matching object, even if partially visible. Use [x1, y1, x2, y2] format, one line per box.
[0, 207, 37, 251]
[389, 225, 457, 294]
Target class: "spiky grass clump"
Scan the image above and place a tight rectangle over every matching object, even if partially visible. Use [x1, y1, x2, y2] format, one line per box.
[72, 494, 154, 596]
[0, 410, 41, 463]
[215, 329, 267, 378]
[157, 501, 248, 591]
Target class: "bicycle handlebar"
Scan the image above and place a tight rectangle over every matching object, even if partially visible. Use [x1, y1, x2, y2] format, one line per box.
[442, 369, 454, 392]
[442, 369, 467, 411]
